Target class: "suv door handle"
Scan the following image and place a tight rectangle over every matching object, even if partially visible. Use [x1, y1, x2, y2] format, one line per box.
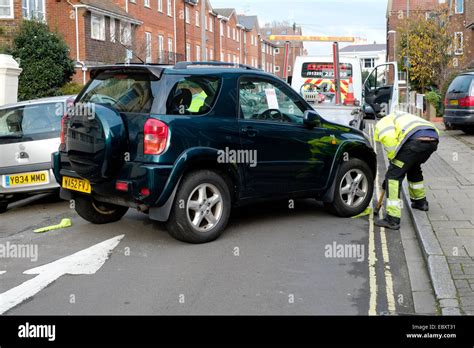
[241, 127, 259, 137]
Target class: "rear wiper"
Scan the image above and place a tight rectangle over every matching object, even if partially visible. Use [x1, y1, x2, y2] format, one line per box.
[450, 90, 464, 94]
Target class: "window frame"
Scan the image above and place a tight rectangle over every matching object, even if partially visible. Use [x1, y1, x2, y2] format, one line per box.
[145, 32, 152, 63]
[158, 35, 164, 62]
[0, 0, 14, 19]
[195, 10, 200, 27]
[120, 21, 132, 46]
[166, 0, 172, 16]
[144, 0, 150, 8]
[454, 31, 464, 55]
[110, 18, 116, 42]
[91, 13, 106, 41]
[237, 75, 308, 126]
[21, 0, 46, 21]
[454, 0, 464, 14]
[157, 0, 163, 12]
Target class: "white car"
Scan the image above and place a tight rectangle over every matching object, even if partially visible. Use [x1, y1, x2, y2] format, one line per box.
[0, 95, 76, 213]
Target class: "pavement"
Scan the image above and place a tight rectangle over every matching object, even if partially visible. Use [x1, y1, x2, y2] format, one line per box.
[0, 124, 435, 315]
[401, 126, 474, 315]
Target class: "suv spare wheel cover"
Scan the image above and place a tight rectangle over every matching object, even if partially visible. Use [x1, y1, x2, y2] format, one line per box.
[67, 104, 128, 183]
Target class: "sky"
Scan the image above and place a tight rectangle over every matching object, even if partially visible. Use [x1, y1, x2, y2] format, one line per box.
[210, 0, 389, 55]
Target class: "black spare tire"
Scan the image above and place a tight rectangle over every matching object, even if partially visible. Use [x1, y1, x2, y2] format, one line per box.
[67, 104, 128, 183]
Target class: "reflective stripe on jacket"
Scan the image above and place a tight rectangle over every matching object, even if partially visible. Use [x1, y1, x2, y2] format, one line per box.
[188, 91, 207, 113]
[373, 112, 439, 160]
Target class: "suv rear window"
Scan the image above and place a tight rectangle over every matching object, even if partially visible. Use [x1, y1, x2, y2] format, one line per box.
[0, 102, 61, 142]
[448, 75, 474, 94]
[166, 76, 221, 115]
[79, 71, 159, 113]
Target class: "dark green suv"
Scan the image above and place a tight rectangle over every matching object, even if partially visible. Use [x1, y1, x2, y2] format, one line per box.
[53, 62, 376, 244]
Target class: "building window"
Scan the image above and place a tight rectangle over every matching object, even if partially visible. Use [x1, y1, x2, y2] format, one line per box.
[195, 11, 199, 27]
[243, 33, 247, 44]
[168, 38, 173, 61]
[144, 0, 150, 8]
[158, 35, 164, 62]
[232, 28, 236, 40]
[167, 0, 172, 16]
[22, 0, 45, 21]
[227, 26, 230, 38]
[158, 0, 162, 12]
[91, 14, 106, 41]
[145, 32, 152, 63]
[209, 17, 213, 32]
[186, 43, 191, 61]
[221, 51, 224, 62]
[275, 48, 280, 54]
[209, 48, 214, 61]
[0, 0, 14, 19]
[185, 7, 190, 24]
[227, 53, 231, 62]
[454, 32, 464, 55]
[363, 58, 375, 68]
[196, 45, 201, 61]
[110, 18, 116, 42]
[120, 22, 132, 46]
[455, 0, 464, 14]
[273, 65, 279, 72]
[220, 22, 224, 37]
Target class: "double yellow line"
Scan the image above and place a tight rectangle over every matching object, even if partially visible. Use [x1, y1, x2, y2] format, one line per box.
[367, 123, 396, 316]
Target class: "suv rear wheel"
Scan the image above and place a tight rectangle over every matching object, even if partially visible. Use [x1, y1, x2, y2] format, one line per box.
[0, 201, 8, 214]
[166, 170, 231, 244]
[74, 196, 129, 224]
[325, 158, 374, 217]
[461, 127, 474, 135]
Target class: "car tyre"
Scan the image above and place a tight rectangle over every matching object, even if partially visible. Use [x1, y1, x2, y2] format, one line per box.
[325, 158, 374, 217]
[461, 127, 474, 135]
[166, 170, 231, 244]
[74, 196, 129, 224]
[0, 201, 8, 214]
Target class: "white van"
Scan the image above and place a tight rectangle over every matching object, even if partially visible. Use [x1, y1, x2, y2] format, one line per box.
[292, 56, 363, 105]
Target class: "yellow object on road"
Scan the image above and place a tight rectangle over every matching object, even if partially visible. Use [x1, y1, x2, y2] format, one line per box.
[351, 207, 373, 219]
[34, 218, 72, 233]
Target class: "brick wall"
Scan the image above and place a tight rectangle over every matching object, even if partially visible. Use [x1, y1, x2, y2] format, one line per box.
[0, 1, 23, 47]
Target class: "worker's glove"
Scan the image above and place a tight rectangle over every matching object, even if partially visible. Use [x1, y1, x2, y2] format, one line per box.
[382, 179, 387, 191]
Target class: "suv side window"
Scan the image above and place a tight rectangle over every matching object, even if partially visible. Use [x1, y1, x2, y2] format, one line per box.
[166, 76, 221, 116]
[239, 77, 306, 125]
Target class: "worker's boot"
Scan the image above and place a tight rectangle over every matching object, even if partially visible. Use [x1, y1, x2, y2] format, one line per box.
[375, 215, 400, 230]
[411, 198, 429, 212]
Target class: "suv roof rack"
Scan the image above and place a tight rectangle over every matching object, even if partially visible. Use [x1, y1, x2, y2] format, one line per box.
[174, 61, 260, 71]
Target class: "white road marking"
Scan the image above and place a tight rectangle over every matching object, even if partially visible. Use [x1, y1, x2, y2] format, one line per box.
[0, 271, 6, 275]
[0, 235, 125, 315]
[367, 123, 378, 316]
[372, 123, 397, 314]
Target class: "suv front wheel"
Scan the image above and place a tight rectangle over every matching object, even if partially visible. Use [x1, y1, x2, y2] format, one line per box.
[325, 158, 374, 217]
[166, 170, 231, 244]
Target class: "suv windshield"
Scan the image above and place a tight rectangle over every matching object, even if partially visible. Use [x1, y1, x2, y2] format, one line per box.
[0, 102, 62, 141]
[80, 71, 159, 113]
[448, 75, 474, 94]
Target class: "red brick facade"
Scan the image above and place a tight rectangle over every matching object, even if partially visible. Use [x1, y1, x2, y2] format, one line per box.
[0, 0, 304, 84]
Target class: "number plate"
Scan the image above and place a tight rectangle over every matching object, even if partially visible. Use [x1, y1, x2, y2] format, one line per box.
[62, 176, 92, 194]
[5, 171, 49, 187]
[450, 99, 459, 106]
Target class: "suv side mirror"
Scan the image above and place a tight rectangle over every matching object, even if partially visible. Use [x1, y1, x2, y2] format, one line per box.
[303, 110, 321, 128]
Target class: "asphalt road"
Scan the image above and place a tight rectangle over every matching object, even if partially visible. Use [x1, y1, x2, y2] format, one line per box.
[0, 123, 419, 315]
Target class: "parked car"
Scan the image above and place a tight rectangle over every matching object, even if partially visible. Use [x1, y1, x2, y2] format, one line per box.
[444, 72, 474, 134]
[53, 62, 376, 244]
[0, 96, 76, 213]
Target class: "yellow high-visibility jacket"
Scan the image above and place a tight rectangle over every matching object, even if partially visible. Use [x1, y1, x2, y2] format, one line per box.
[374, 112, 439, 160]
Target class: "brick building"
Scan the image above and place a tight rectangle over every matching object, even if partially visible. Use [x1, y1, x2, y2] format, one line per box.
[387, 0, 474, 71]
[0, 0, 305, 84]
[259, 23, 304, 80]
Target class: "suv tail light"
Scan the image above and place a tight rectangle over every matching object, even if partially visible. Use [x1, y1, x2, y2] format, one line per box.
[444, 98, 449, 107]
[144, 119, 169, 155]
[459, 96, 474, 107]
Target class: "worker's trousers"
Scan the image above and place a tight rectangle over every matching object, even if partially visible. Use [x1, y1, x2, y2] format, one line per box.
[385, 138, 438, 219]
